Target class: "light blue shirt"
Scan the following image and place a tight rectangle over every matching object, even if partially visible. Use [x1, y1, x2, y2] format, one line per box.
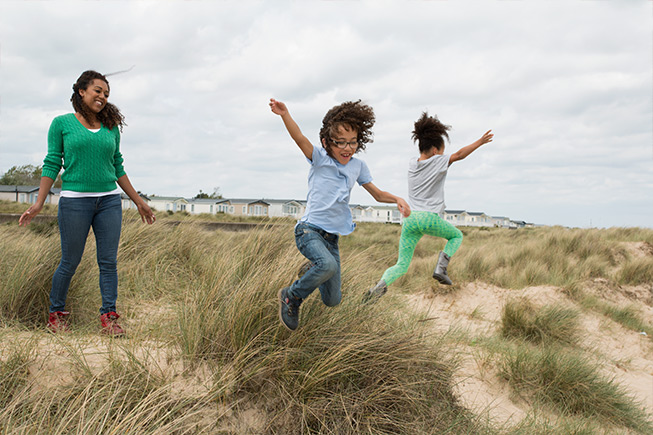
[300, 145, 373, 235]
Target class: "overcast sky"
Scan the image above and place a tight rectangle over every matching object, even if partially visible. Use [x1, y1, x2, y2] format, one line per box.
[1, 0, 651, 228]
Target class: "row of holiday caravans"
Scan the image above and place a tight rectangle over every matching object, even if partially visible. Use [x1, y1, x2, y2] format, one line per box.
[0, 185, 529, 228]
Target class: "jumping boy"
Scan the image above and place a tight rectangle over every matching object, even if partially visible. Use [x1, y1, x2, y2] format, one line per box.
[269, 98, 410, 330]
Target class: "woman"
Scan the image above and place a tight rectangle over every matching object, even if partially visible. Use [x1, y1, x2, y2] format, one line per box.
[19, 70, 156, 336]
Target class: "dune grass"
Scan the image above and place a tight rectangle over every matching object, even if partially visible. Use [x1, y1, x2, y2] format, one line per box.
[0, 341, 218, 433]
[0, 220, 485, 434]
[0, 199, 58, 215]
[1, 217, 652, 433]
[500, 345, 652, 433]
[501, 298, 580, 345]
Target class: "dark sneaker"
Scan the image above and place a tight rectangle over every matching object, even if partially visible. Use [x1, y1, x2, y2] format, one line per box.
[100, 312, 125, 337]
[362, 280, 388, 304]
[297, 261, 313, 278]
[47, 311, 70, 333]
[279, 287, 302, 331]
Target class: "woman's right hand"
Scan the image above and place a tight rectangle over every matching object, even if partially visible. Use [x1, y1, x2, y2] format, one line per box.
[19, 203, 44, 226]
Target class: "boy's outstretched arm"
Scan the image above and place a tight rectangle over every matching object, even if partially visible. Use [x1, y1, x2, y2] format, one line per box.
[449, 130, 493, 166]
[362, 182, 411, 217]
[269, 98, 314, 160]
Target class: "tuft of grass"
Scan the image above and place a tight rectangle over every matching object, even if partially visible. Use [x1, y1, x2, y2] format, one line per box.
[458, 249, 491, 282]
[501, 345, 653, 432]
[0, 338, 36, 409]
[501, 299, 580, 345]
[600, 304, 653, 338]
[0, 228, 60, 324]
[617, 257, 653, 286]
[564, 282, 653, 338]
[0, 344, 218, 433]
[0, 199, 58, 215]
[504, 412, 606, 435]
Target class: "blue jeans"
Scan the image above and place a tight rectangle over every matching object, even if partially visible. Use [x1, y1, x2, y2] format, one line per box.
[50, 194, 122, 314]
[289, 222, 341, 306]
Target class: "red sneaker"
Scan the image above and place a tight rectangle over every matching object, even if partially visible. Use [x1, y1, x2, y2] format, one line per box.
[48, 311, 70, 333]
[100, 312, 125, 337]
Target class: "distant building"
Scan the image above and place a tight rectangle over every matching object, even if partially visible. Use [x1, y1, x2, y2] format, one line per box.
[187, 197, 229, 215]
[491, 216, 511, 228]
[148, 196, 188, 213]
[0, 185, 60, 205]
[351, 204, 402, 224]
[265, 199, 306, 219]
[0, 185, 533, 227]
[120, 193, 150, 211]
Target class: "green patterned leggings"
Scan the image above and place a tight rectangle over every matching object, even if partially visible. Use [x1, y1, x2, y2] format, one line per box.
[381, 211, 463, 285]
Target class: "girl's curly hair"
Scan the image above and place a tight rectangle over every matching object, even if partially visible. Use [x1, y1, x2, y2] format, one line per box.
[71, 70, 126, 131]
[412, 112, 451, 154]
[319, 100, 375, 156]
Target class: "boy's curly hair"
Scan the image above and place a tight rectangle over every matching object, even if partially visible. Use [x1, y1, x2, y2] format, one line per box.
[319, 100, 375, 156]
[412, 112, 451, 154]
[71, 70, 126, 131]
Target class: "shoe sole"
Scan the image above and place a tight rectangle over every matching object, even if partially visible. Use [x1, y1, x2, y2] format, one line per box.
[101, 330, 126, 338]
[278, 288, 297, 331]
[362, 289, 386, 304]
[433, 274, 453, 285]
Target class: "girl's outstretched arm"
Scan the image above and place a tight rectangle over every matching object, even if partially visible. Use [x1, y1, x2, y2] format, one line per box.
[449, 130, 493, 166]
[362, 182, 411, 217]
[269, 98, 314, 160]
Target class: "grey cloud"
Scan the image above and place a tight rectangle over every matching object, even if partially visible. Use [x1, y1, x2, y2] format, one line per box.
[0, 0, 650, 228]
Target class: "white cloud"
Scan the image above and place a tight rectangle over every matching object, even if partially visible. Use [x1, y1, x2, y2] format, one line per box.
[0, 0, 650, 228]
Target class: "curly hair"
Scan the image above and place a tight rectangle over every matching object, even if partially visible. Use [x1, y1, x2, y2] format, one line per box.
[319, 100, 375, 156]
[412, 112, 451, 154]
[71, 70, 126, 131]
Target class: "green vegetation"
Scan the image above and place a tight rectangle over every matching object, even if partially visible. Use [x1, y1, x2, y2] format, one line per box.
[501, 298, 580, 345]
[0, 216, 651, 433]
[501, 346, 651, 432]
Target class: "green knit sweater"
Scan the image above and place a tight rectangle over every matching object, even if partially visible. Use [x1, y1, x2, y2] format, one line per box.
[42, 113, 126, 192]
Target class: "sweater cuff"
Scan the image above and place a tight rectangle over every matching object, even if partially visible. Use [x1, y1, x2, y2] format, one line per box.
[41, 169, 60, 180]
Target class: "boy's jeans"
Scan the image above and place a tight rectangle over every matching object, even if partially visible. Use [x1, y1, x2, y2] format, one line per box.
[289, 222, 341, 306]
[49, 194, 122, 315]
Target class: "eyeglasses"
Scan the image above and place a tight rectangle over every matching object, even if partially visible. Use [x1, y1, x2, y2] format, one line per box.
[330, 138, 359, 149]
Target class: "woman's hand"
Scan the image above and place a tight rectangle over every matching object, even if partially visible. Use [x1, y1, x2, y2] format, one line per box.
[18, 203, 44, 226]
[137, 202, 156, 224]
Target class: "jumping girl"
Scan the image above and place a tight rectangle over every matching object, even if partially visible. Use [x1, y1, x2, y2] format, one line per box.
[269, 98, 410, 330]
[363, 112, 493, 302]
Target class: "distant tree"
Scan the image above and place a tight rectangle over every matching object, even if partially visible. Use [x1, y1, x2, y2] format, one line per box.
[194, 187, 222, 199]
[0, 164, 62, 187]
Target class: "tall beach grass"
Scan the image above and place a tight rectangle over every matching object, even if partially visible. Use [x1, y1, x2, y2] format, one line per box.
[1, 217, 651, 433]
